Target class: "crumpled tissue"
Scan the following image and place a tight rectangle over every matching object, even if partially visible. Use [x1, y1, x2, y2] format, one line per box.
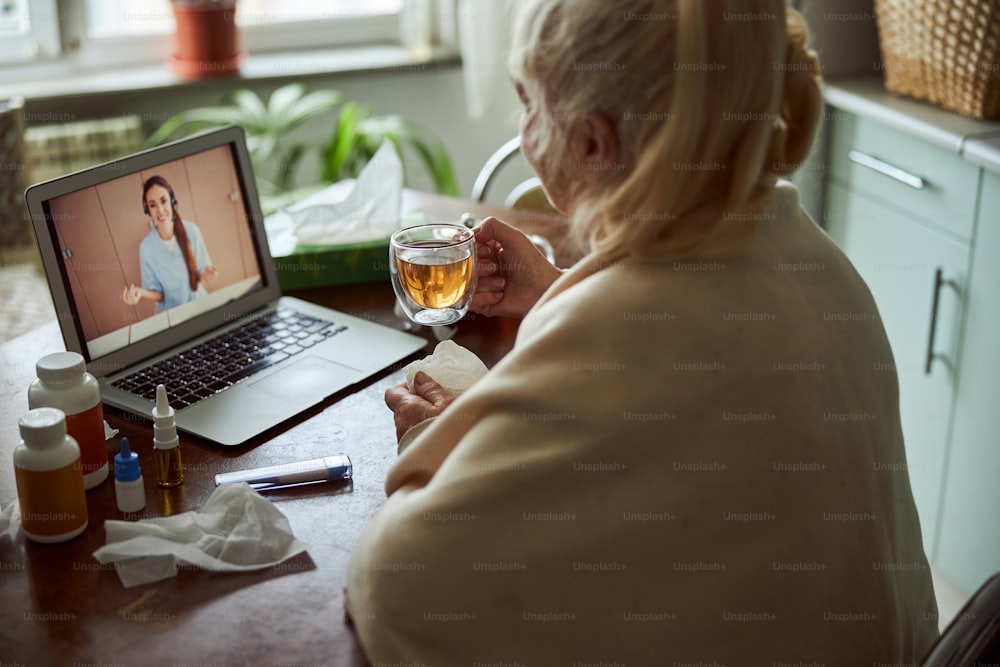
[406, 340, 489, 395]
[92, 482, 308, 588]
[265, 140, 404, 254]
[398, 341, 489, 451]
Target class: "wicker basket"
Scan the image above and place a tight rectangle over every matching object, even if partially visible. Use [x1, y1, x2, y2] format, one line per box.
[873, 0, 1000, 119]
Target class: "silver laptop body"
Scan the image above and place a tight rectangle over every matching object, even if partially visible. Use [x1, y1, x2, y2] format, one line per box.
[25, 125, 425, 446]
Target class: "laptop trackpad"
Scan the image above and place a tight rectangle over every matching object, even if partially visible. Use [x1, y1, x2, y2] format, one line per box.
[248, 356, 362, 401]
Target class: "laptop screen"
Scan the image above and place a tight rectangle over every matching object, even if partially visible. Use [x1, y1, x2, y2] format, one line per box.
[31, 131, 271, 364]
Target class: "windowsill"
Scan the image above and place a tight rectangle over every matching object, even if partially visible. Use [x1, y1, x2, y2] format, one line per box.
[0, 44, 460, 104]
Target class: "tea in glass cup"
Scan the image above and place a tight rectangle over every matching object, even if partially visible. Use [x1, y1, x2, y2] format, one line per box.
[390, 224, 477, 326]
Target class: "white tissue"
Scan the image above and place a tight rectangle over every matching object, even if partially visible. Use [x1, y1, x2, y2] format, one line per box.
[104, 420, 119, 441]
[405, 340, 489, 395]
[92, 483, 308, 588]
[264, 140, 404, 253]
[0, 500, 18, 538]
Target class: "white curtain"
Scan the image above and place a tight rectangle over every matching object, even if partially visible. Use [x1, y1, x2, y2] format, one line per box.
[456, 0, 520, 122]
[400, 0, 520, 122]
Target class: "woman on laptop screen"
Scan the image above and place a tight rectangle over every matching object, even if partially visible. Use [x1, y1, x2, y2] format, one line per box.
[121, 175, 218, 312]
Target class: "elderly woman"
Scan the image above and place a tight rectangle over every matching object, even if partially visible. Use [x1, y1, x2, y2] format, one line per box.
[346, 0, 939, 664]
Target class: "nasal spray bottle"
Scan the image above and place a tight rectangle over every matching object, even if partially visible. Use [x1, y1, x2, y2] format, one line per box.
[114, 437, 145, 513]
[152, 384, 183, 488]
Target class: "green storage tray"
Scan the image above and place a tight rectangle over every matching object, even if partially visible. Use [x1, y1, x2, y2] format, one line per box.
[272, 237, 391, 290]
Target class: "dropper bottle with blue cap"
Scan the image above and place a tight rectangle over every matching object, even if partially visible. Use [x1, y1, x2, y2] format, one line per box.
[114, 437, 145, 513]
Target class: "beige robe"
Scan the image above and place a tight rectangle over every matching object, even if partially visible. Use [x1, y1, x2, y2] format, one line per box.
[346, 182, 939, 665]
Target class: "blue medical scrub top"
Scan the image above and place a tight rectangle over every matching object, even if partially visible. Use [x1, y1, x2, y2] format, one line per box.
[139, 220, 213, 313]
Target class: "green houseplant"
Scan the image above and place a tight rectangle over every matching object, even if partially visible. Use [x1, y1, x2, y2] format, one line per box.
[146, 83, 459, 214]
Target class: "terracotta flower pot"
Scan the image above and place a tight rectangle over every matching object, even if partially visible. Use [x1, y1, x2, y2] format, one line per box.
[168, 0, 243, 80]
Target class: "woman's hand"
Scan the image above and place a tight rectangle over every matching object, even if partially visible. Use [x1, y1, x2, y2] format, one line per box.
[384, 372, 456, 442]
[122, 284, 142, 306]
[200, 265, 218, 286]
[472, 217, 563, 319]
[121, 285, 163, 305]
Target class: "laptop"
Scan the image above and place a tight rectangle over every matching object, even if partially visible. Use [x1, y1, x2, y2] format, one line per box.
[25, 125, 426, 446]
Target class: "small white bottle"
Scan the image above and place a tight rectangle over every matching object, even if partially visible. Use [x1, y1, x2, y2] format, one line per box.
[28, 351, 109, 490]
[14, 407, 89, 543]
[114, 437, 145, 514]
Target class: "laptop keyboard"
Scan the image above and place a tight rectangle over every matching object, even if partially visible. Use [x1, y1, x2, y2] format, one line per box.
[111, 307, 348, 410]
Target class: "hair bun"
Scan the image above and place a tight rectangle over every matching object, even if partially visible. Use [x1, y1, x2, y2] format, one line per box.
[768, 9, 823, 177]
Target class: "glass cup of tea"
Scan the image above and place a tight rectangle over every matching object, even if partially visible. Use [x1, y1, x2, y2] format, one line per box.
[390, 223, 477, 326]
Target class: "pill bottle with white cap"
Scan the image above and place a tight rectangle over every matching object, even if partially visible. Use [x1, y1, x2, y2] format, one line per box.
[28, 351, 109, 490]
[14, 407, 89, 543]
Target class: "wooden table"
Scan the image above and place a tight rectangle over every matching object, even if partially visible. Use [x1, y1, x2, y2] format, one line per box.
[0, 191, 569, 666]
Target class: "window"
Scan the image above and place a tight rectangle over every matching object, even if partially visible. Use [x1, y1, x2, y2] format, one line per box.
[1, 0, 408, 71]
[85, 0, 404, 40]
[0, 0, 60, 64]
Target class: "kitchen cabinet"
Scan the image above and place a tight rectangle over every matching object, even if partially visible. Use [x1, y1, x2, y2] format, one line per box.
[822, 100, 1000, 594]
[823, 106, 988, 560]
[819, 77, 1000, 598]
[825, 182, 970, 558]
[935, 170, 1000, 593]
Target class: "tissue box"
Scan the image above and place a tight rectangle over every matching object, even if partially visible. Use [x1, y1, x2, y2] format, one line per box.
[263, 155, 413, 291]
[271, 238, 390, 290]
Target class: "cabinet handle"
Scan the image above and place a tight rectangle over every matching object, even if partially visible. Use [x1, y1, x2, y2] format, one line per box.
[925, 268, 960, 375]
[848, 150, 926, 190]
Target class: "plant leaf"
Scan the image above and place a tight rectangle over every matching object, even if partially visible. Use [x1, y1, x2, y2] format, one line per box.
[276, 143, 305, 192]
[283, 89, 344, 130]
[322, 103, 368, 182]
[144, 105, 250, 147]
[251, 134, 279, 166]
[266, 83, 306, 126]
[146, 83, 456, 197]
[144, 113, 191, 147]
[229, 89, 269, 131]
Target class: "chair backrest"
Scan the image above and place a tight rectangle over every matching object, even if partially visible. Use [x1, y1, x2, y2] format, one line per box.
[472, 137, 559, 214]
[471, 136, 523, 203]
[921, 572, 1000, 666]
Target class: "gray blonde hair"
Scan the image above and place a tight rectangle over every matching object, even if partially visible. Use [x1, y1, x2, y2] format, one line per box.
[509, 0, 823, 261]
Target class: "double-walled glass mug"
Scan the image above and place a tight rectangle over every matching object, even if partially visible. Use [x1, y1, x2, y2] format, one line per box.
[390, 224, 477, 326]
